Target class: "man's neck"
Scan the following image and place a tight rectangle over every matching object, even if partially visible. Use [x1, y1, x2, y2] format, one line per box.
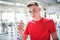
[33, 16, 42, 21]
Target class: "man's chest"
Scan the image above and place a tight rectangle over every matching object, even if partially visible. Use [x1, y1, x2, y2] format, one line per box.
[28, 22, 49, 34]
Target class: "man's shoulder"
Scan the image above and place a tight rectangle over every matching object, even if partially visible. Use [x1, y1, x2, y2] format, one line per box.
[28, 20, 34, 24]
[42, 17, 54, 23]
[42, 17, 54, 27]
[28, 17, 54, 24]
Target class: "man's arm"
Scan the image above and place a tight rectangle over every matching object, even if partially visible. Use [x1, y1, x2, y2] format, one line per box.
[17, 24, 28, 40]
[20, 32, 28, 40]
[18, 26, 28, 40]
[51, 32, 59, 40]
[17, 21, 29, 40]
[23, 34, 28, 40]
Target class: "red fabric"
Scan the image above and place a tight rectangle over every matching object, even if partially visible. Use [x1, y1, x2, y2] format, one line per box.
[24, 18, 56, 40]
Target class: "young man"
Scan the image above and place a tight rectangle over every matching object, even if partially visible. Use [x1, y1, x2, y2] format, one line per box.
[18, 1, 59, 40]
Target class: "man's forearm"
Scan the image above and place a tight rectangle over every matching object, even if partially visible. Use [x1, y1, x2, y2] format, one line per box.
[51, 32, 59, 40]
[19, 32, 27, 40]
[20, 32, 24, 40]
[53, 38, 59, 40]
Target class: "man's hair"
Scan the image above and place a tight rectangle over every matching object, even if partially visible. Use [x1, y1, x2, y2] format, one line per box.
[27, 1, 39, 7]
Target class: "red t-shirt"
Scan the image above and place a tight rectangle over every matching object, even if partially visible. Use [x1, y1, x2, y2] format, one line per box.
[24, 17, 56, 40]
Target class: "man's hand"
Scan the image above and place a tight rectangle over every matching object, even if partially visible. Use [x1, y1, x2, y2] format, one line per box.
[17, 20, 28, 40]
[17, 20, 24, 33]
[17, 20, 25, 40]
[17, 22, 28, 40]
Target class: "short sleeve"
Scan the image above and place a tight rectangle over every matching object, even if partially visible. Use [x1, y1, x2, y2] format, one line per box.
[49, 20, 56, 33]
[24, 23, 29, 35]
